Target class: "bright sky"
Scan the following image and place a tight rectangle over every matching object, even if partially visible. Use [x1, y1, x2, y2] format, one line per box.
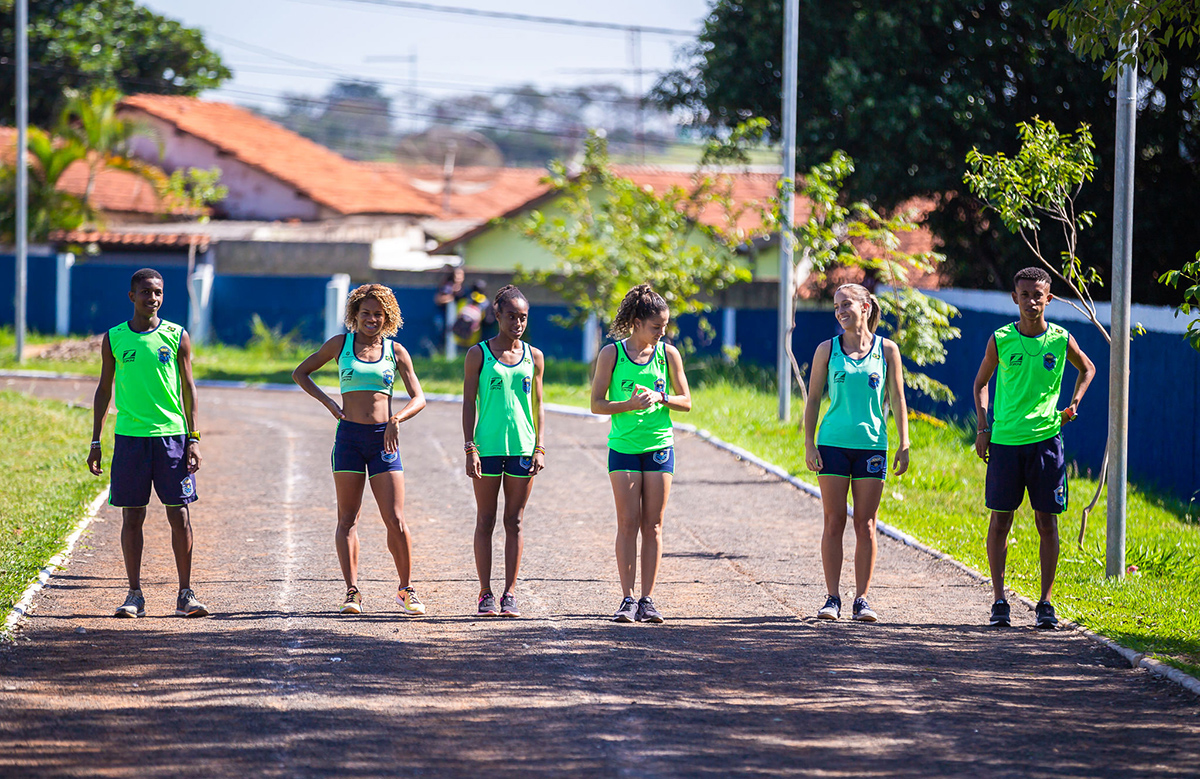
[140, 0, 712, 113]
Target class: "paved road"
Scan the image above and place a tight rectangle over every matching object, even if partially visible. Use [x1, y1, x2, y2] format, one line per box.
[1, 377, 1198, 778]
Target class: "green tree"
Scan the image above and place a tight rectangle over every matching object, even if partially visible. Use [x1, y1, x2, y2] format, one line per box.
[59, 87, 163, 207]
[514, 132, 750, 343]
[653, 0, 1200, 305]
[0, 0, 230, 128]
[0, 127, 92, 243]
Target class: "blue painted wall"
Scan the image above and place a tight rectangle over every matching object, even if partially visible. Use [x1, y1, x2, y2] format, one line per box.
[211, 275, 327, 346]
[0, 252, 60, 334]
[69, 262, 188, 335]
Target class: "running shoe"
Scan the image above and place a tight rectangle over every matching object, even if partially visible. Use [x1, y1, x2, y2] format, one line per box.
[340, 586, 363, 615]
[396, 586, 426, 616]
[612, 596, 638, 623]
[989, 599, 1012, 627]
[636, 596, 664, 624]
[817, 595, 841, 620]
[1035, 600, 1059, 630]
[175, 588, 209, 618]
[499, 593, 521, 618]
[115, 589, 145, 619]
[852, 597, 878, 622]
[477, 592, 498, 616]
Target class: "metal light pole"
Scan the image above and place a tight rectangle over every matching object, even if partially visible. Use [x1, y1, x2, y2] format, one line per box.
[1106, 37, 1137, 578]
[14, 0, 28, 364]
[777, 0, 799, 420]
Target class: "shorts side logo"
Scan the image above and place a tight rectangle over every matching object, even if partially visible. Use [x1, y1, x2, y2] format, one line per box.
[866, 455, 885, 474]
[180, 477, 195, 498]
[652, 449, 670, 465]
[518, 456, 533, 471]
[1054, 484, 1066, 507]
[380, 450, 399, 464]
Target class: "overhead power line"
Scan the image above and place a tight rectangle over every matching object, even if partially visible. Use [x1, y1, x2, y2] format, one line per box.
[290, 0, 698, 36]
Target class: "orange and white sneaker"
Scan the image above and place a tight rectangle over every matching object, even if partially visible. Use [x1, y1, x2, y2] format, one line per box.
[396, 586, 426, 616]
[340, 586, 363, 615]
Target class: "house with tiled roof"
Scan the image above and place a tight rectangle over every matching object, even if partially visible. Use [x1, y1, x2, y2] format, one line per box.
[120, 95, 434, 222]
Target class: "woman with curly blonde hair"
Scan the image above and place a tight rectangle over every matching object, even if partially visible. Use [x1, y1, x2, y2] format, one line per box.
[293, 284, 429, 617]
[590, 284, 691, 624]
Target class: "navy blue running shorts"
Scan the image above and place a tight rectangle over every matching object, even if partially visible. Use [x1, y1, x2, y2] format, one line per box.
[332, 420, 403, 477]
[110, 434, 197, 508]
[985, 434, 1067, 514]
[817, 445, 888, 480]
[608, 446, 675, 474]
[479, 455, 535, 478]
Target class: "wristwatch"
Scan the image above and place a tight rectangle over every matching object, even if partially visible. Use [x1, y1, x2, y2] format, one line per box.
[187, 431, 201, 441]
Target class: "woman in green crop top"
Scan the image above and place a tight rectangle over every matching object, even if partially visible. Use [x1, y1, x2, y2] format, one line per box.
[802, 283, 910, 623]
[591, 285, 691, 624]
[293, 284, 428, 617]
[462, 285, 546, 618]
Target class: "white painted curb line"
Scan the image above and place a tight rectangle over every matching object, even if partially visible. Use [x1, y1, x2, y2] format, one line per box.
[6, 370, 1197, 695]
[3, 487, 109, 637]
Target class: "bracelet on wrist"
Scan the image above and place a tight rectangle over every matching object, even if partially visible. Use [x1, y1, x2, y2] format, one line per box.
[533, 445, 546, 455]
[977, 427, 991, 435]
[90, 441, 101, 449]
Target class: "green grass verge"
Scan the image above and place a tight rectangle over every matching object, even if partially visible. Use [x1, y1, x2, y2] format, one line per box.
[0, 391, 110, 620]
[4, 334, 1198, 678]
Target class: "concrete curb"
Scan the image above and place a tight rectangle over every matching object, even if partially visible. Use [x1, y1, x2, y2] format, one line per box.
[3, 487, 109, 638]
[5, 370, 1198, 695]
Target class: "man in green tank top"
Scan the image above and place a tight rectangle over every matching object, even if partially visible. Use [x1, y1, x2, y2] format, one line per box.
[972, 267, 1095, 630]
[87, 269, 209, 619]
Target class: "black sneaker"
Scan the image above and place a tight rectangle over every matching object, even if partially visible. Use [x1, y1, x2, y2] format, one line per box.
[852, 597, 878, 622]
[115, 589, 145, 618]
[817, 595, 841, 620]
[477, 592, 498, 616]
[612, 596, 637, 623]
[989, 599, 1011, 627]
[636, 597, 664, 624]
[499, 593, 520, 618]
[1035, 600, 1058, 630]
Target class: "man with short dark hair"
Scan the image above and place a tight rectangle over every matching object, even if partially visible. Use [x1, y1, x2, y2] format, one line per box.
[972, 267, 1095, 628]
[88, 269, 209, 618]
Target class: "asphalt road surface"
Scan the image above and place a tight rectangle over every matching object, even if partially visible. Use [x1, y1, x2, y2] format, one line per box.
[2, 376, 1197, 778]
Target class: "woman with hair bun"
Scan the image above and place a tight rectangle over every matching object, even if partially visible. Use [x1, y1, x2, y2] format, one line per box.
[590, 284, 692, 624]
[292, 284, 428, 617]
[803, 283, 909, 623]
[462, 284, 545, 618]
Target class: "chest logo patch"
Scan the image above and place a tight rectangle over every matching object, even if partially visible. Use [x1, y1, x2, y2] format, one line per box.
[157, 346, 172, 364]
[340, 369, 354, 381]
[868, 372, 881, 389]
[1043, 353, 1057, 370]
[489, 377, 504, 390]
[1009, 354, 1024, 367]
[621, 379, 636, 395]
[122, 350, 136, 363]
[382, 369, 395, 387]
[522, 376, 532, 394]
[654, 378, 666, 393]
[832, 371, 846, 384]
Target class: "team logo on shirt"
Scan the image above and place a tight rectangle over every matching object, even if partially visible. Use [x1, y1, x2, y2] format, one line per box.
[380, 450, 398, 464]
[868, 372, 881, 389]
[382, 369, 395, 387]
[122, 350, 136, 363]
[621, 379, 636, 395]
[157, 346, 172, 364]
[653, 449, 671, 465]
[522, 376, 532, 394]
[340, 368, 354, 382]
[832, 371, 847, 384]
[1009, 354, 1024, 367]
[490, 377, 504, 390]
[654, 378, 666, 393]
[1043, 353, 1057, 370]
[866, 455, 885, 474]
[180, 477, 194, 498]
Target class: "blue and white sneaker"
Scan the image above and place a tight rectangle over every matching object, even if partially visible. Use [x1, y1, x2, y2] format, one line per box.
[852, 597, 878, 622]
[817, 595, 841, 620]
[612, 597, 638, 623]
[115, 589, 145, 618]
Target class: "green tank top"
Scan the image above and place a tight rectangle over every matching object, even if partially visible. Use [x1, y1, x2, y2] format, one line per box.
[108, 319, 188, 437]
[816, 334, 888, 451]
[607, 340, 673, 455]
[992, 322, 1069, 445]
[338, 335, 397, 395]
[473, 339, 537, 457]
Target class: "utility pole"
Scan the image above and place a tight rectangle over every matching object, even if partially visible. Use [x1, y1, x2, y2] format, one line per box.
[777, 0, 799, 420]
[1106, 35, 1138, 578]
[628, 29, 644, 163]
[15, 0, 28, 364]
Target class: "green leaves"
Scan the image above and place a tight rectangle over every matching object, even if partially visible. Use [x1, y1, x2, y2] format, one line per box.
[514, 132, 751, 337]
[1158, 255, 1200, 351]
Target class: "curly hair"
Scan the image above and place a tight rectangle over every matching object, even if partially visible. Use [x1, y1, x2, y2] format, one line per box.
[609, 284, 669, 339]
[834, 283, 882, 333]
[493, 284, 528, 314]
[1014, 266, 1052, 289]
[344, 284, 403, 335]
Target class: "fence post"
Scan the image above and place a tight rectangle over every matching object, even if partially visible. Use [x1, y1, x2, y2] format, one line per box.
[55, 252, 74, 335]
[444, 300, 458, 359]
[582, 312, 600, 364]
[325, 274, 350, 342]
[722, 306, 736, 362]
[188, 264, 214, 344]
